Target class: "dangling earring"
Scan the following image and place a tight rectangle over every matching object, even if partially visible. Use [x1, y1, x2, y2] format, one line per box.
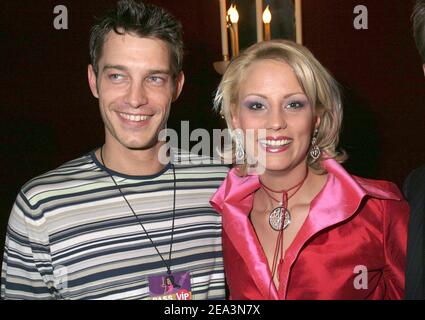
[310, 128, 321, 163]
[234, 130, 245, 163]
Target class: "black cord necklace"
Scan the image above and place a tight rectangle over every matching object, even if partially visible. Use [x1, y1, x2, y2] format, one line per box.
[100, 146, 177, 275]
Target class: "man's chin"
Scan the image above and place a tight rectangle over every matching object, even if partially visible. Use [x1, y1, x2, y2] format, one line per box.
[125, 139, 165, 151]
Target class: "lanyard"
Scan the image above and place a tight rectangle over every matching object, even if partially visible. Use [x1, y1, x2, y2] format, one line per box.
[100, 146, 176, 275]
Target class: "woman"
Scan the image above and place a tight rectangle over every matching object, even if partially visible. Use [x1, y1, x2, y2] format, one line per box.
[162, 275, 181, 294]
[211, 40, 409, 299]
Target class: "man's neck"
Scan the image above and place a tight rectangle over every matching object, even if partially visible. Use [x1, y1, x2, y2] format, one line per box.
[96, 142, 167, 176]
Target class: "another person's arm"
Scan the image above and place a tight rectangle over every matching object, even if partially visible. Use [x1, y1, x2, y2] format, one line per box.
[403, 166, 425, 300]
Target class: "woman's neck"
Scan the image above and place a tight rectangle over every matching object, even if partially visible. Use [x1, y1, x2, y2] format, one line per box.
[259, 162, 309, 191]
[258, 163, 328, 207]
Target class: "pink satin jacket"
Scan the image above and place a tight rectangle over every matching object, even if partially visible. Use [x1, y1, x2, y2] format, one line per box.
[210, 159, 409, 300]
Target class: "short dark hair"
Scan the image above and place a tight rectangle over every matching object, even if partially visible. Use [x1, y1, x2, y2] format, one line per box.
[413, 0, 425, 63]
[89, 0, 184, 78]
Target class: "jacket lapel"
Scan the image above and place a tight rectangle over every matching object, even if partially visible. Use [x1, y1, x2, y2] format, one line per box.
[211, 169, 278, 299]
[211, 159, 402, 300]
[277, 159, 401, 298]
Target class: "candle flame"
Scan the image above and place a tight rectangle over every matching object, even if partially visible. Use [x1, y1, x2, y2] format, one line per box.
[228, 4, 239, 23]
[262, 5, 272, 24]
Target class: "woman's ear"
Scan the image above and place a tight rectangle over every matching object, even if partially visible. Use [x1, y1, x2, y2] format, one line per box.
[231, 104, 240, 129]
[314, 115, 321, 130]
[313, 105, 322, 130]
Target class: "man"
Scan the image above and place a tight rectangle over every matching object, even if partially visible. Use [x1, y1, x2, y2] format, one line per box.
[404, 0, 425, 300]
[1, 0, 227, 299]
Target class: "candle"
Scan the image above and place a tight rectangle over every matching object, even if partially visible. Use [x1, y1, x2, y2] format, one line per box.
[295, 0, 303, 44]
[262, 5, 271, 41]
[219, 0, 229, 60]
[228, 4, 239, 57]
[255, 0, 263, 42]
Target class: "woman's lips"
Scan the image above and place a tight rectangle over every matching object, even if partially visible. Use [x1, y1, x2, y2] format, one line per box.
[259, 136, 292, 153]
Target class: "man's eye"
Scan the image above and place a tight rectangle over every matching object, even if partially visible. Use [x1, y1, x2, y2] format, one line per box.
[148, 76, 165, 85]
[109, 74, 124, 81]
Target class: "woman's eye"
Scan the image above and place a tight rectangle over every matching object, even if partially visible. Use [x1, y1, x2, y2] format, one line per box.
[286, 101, 305, 109]
[247, 102, 264, 110]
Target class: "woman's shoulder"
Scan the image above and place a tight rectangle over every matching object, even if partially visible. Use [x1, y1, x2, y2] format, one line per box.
[352, 174, 403, 199]
[348, 175, 409, 225]
[323, 158, 403, 201]
[210, 167, 260, 213]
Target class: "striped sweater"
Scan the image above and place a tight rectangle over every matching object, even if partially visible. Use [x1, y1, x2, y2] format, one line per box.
[1, 150, 229, 300]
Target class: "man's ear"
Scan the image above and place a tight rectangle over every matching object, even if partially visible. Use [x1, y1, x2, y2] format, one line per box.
[88, 64, 99, 98]
[172, 71, 185, 102]
[422, 64, 425, 77]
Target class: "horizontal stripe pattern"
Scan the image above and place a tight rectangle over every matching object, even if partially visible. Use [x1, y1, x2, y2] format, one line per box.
[1, 150, 229, 300]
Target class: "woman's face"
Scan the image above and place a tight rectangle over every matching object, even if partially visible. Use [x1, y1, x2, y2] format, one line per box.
[232, 59, 319, 174]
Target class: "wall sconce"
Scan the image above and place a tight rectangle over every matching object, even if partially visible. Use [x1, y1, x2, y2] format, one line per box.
[213, 0, 303, 75]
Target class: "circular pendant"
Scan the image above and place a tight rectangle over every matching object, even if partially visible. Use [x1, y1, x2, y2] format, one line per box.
[269, 207, 291, 231]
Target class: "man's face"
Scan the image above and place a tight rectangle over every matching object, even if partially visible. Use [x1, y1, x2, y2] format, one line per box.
[88, 32, 184, 152]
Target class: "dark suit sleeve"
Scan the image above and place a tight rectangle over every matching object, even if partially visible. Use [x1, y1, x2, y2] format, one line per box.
[403, 165, 425, 300]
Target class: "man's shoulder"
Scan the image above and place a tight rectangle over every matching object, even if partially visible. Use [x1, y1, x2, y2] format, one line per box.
[403, 164, 425, 197]
[19, 152, 101, 205]
[406, 164, 425, 185]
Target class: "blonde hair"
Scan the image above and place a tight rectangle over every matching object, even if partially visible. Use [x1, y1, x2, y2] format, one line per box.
[213, 40, 347, 173]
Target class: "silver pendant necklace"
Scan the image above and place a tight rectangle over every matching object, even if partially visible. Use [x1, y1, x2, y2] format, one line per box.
[260, 170, 309, 231]
[269, 206, 291, 231]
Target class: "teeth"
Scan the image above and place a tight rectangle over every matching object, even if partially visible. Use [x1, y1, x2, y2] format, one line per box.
[260, 139, 291, 147]
[120, 113, 149, 122]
